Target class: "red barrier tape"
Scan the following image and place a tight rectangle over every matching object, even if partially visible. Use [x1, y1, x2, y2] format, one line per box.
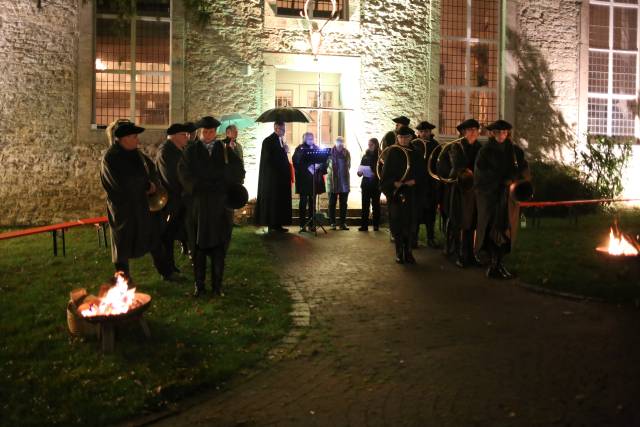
[520, 198, 640, 208]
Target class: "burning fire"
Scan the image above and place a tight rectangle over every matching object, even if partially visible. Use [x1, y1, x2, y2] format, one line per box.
[603, 228, 639, 257]
[81, 272, 136, 317]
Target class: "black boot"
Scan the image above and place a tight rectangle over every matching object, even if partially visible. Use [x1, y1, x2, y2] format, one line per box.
[404, 241, 416, 264]
[497, 263, 514, 279]
[193, 249, 207, 297]
[395, 240, 405, 264]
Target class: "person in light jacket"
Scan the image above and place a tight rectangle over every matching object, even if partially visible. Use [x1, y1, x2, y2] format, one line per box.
[326, 136, 351, 230]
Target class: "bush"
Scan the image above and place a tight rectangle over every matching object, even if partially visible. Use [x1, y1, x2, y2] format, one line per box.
[528, 161, 598, 216]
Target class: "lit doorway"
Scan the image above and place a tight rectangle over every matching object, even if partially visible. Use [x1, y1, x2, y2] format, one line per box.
[275, 70, 342, 147]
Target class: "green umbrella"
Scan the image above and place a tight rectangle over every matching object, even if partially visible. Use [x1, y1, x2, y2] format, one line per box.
[218, 113, 255, 130]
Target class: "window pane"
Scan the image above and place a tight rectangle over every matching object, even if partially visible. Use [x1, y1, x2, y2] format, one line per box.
[612, 99, 636, 136]
[439, 89, 466, 135]
[613, 7, 637, 50]
[614, 0, 638, 5]
[440, 40, 466, 86]
[588, 51, 609, 94]
[96, 0, 133, 15]
[136, 0, 170, 17]
[276, 0, 345, 19]
[441, 0, 467, 37]
[589, 5, 609, 49]
[275, 90, 293, 143]
[306, 91, 332, 144]
[588, 97, 608, 135]
[136, 20, 170, 72]
[95, 73, 132, 126]
[613, 53, 637, 94]
[471, 0, 499, 40]
[470, 42, 497, 88]
[470, 90, 497, 125]
[135, 74, 170, 125]
[95, 18, 131, 71]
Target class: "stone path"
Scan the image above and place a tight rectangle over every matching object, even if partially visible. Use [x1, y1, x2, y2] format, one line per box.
[150, 229, 640, 427]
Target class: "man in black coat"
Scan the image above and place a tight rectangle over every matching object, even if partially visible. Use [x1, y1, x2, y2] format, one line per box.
[411, 120, 441, 249]
[101, 121, 173, 280]
[156, 123, 190, 275]
[381, 116, 415, 150]
[381, 126, 424, 264]
[474, 119, 529, 279]
[448, 118, 482, 268]
[357, 138, 381, 231]
[292, 132, 326, 232]
[178, 116, 245, 297]
[255, 121, 292, 232]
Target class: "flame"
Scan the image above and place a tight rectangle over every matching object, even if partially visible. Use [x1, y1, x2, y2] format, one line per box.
[605, 228, 639, 256]
[81, 272, 137, 317]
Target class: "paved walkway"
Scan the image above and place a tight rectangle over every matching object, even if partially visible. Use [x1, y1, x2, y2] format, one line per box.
[151, 229, 640, 427]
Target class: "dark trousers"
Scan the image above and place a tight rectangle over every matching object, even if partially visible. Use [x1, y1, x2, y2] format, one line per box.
[329, 192, 348, 225]
[114, 244, 171, 278]
[298, 193, 315, 227]
[193, 243, 228, 292]
[161, 207, 185, 269]
[361, 187, 381, 228]
[414, 202, 437, 244]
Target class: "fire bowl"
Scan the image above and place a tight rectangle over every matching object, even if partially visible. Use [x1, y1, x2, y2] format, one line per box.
[78, 293, 152, 324]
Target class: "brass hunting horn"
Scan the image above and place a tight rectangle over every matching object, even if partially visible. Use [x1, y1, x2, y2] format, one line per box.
[427, 136, 465, 183]
[376, 144, 411, 202]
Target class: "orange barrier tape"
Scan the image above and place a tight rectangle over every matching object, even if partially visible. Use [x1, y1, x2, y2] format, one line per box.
[520, 198, 640, 208]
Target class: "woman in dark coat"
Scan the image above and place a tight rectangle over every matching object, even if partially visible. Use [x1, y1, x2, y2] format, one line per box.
[448, 118, 482, 268]
[100, 120, 173, 279]
[292, 132, 326, 232]
[178, 116, 245, 297]
[255, 121, 292, 232]
[474, 120, 529, 279]
[380, 126, 424, 264]
[357, 138, 381, 231]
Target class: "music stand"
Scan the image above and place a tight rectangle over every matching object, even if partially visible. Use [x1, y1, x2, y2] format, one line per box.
[300, 147, 331, 236]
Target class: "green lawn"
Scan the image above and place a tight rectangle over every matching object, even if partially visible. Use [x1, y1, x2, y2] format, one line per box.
[510, 209, 640, 302]
[0, 227, 291, 427]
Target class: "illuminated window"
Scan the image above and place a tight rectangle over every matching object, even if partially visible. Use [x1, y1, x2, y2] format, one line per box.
[588, 1, 639, 137]
[439, 0, 500, 136]
[306, 91, 333, 143]
[94, 0, 170, 127]
[276, 0, 346, 19]
[275, 89, 294, 143]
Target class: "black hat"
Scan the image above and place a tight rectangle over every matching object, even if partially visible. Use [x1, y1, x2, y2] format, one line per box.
[196, 116, 221, 129]
[114, 122, 145, 138]
[392, 116, 410, 126]
[166, 123, 188, 135]
[226, 183, 249, 209]
[486, 119, 512, 131]
[456, 118, 480, 133]
[416, 121, 436, 131]
[183, 122, 197, 133]
[396, 126, 414, 136]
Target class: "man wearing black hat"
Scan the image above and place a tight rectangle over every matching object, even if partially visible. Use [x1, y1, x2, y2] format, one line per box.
[255, 121, 293, 232]
[180, 121, 198, 256]
[101, 120, 174, 280]
[446, 119, 483, 268]
[178, 116, 245, 297]
[156, 123, 190, 275]
[381, 126, 424, 264]
[411, 120, 441, 249]
[474, 119, 529, 279]
[381, 116, 415, 150]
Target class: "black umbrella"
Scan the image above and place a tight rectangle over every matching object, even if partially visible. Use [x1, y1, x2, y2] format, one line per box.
[255, 107, 312, 123]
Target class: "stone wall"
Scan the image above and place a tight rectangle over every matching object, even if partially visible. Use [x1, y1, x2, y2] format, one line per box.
[508, 0, 583, 162]
[0, 0, 101, 226]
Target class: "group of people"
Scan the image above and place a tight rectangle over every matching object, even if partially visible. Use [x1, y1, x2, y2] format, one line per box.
[380, 115, 530, 279]
[101, 116, 245, 297]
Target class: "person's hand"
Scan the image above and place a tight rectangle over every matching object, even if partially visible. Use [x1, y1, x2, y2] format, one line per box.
[394, 181, 403, 189]
[357, 171, 363, 177]
[284, 144, 290, 154]
[405, 179, 416, 187]
[146, 182, 157, 195]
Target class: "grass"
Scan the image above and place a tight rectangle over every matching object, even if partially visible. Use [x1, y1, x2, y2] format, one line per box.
[510, 209, 640, 303]
[0, 226, 291, 427]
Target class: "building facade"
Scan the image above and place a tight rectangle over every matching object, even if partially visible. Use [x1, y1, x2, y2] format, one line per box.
[0, 0, 638, 225]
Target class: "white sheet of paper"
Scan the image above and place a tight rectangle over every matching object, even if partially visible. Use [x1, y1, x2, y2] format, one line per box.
[358, 165, 374, 178]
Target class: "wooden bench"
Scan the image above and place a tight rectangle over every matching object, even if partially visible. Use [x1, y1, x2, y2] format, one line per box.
[0, 217, 108, 256]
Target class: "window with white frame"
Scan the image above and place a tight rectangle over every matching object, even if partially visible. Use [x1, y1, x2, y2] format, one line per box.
[275, 0, 347, 19]
[588, 0, 638, 137]
[439, 0, 500, 136]
[94, 0, 171, 127]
